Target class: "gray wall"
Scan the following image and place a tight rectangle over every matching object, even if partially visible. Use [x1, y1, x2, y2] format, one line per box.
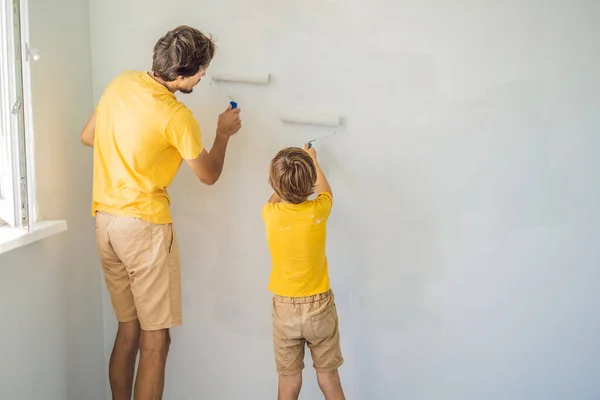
[0, 0, 106, 398]
[90, 0, 600, 399]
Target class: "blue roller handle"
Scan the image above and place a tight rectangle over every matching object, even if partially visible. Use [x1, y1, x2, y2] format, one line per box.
[230, 101, 237, 109]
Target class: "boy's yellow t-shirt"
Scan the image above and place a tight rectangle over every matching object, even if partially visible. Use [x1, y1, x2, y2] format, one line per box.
[92, 70, 204, 224]
[262, 192, 333, 297]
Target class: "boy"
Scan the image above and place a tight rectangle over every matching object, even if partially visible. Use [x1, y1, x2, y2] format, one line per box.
[262, 144, 346, 400]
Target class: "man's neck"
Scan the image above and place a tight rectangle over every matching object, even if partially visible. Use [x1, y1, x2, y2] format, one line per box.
[148, 71, 177, 93]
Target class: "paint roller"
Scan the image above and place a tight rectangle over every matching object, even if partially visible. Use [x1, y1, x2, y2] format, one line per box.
[280, 110, 343, 148]
[210, 72, 271, 109]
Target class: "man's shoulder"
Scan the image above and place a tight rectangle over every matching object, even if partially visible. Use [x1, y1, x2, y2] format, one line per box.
[118, 69, 145, 80]
[102, 70, 189, 118]
[100, 70, 142, 101]
[166, 103, 197, 130]
[107, 70, 142, 86]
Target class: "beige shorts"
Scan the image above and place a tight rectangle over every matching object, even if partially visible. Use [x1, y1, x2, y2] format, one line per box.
[95, 211, 182, 331]
[272, 290, 344, 375]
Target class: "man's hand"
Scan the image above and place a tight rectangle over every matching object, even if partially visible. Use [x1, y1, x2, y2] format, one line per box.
[303, 143, 317, 161]
[81, 110, 96, 147]
[217, 104, 242, 137]
[185, 105, 241, 185]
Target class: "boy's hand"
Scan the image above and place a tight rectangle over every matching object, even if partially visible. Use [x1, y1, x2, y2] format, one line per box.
[303, 143, 317, 161]
[217, 104, 242, 137]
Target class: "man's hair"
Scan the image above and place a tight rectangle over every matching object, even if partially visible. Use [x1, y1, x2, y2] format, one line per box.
[152, 25, 216, 81]
[269, 147, 317, 204]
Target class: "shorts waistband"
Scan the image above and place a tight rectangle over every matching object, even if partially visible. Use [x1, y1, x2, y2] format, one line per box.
[273, 290, 332, 304]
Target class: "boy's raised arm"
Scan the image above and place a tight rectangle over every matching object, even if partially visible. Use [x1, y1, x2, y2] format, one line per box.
[304, 144, 332, 198]
[268, 193, 282, 203]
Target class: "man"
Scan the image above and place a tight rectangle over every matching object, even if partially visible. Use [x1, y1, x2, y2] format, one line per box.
[80, 25, 241, 399]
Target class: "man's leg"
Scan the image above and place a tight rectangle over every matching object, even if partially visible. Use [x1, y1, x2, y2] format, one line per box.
[95, 212, 141, 400]
[317, 369, 345, 400]
[109, 219, 182, 400]
[109, 320, 141, 400]
[134, 328, 171, 400]
[278, 373, 302, 400]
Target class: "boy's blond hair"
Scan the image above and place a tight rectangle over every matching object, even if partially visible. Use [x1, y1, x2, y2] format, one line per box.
[269, 147, 317, 204]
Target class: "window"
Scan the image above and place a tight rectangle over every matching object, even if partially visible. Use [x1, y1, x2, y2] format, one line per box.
[0, 0, 36, 231]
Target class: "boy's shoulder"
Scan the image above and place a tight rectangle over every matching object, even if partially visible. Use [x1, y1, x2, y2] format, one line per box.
[307, 192, 333, 208]
[262, 192, 333, 221]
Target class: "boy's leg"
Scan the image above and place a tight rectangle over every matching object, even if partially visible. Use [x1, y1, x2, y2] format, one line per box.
[317, 370, 345, 400]
[305, 291, 345, 400]
[278, 373, 302, 400]
[272, 296, 307, 400]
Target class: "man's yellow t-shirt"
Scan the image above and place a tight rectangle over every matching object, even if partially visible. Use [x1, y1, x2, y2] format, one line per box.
[262, 192, 333, 297]
[92, 70, 204, 224]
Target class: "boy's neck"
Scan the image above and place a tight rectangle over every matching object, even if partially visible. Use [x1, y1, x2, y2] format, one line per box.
[282, 199, 307, 205]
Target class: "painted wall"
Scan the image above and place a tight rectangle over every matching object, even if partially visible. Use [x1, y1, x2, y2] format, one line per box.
[90, 1, 600, 399]
[0, 0, 106, 398]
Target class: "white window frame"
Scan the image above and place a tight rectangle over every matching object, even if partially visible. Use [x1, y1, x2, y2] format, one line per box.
[0, 0, 36, 232]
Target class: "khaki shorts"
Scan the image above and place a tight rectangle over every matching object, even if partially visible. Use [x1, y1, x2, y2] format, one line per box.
[272, 290, 344, 375]
[95, 212, 182, 331]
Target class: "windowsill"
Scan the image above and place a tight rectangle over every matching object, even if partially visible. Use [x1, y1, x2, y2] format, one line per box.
[0, 220, 68, 255]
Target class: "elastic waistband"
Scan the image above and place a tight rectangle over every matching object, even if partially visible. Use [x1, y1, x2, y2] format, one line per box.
[273, 290, 332, 304]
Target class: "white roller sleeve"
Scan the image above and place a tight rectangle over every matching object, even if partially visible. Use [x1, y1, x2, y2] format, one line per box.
[210, 72, 270, 84]
[280, 111, 340, 128]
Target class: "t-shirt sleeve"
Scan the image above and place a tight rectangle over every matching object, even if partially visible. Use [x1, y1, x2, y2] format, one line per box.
[262, 202, 276, 222]
[165, 107, 204, 160]
[313, 192, 333, 219]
